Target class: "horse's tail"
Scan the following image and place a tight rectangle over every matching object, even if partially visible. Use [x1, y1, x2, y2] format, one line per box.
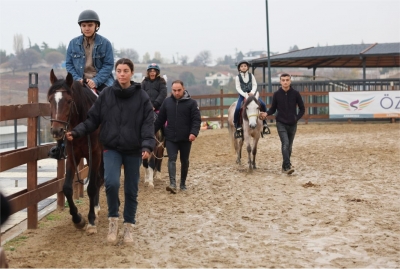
[227, 102, 237, 153]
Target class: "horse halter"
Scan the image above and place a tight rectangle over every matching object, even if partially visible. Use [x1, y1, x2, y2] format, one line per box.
[49, 89, 78, 135]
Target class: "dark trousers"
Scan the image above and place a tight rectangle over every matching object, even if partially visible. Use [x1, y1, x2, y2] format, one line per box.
[234, 95, 267, 126]
[276, 121, 297, 169]
[166, 140, 192, 182]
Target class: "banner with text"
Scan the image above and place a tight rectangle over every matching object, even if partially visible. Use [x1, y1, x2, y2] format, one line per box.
[329, 91, 400, 119]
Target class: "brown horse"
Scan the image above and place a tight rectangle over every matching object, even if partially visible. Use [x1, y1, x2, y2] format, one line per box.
[48, 69, 104, 234]
[143, 118, 165, 188]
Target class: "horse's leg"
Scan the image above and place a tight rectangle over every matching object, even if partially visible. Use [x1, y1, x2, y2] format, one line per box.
[146, 156, 155, 188]
[64, 159, 86, 229]
[252, 137, 260, 169]
[237, 137, 243, 165]
[246, 138, 253, 172]
[143, 158, 149, 184]
[85, 161, 100, 234]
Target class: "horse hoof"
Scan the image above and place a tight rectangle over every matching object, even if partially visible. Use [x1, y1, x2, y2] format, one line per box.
[144, 182, 154, 188]
[74, 216, 86, 229]
[86, 224, 97, 235]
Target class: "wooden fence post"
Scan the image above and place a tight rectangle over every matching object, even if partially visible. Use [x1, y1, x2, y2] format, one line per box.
[220, 88, 224, 128]
[57, 159, 65, 211]
[27, 73, 38, 229]
[304, 87, 309, 124]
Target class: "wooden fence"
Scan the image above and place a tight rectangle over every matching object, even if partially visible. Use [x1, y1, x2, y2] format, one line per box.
[1, 73, 398, 232]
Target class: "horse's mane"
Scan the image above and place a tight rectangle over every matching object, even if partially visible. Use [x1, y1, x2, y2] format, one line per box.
[242, 95, 260, 121]
[48, 78, 97, 123]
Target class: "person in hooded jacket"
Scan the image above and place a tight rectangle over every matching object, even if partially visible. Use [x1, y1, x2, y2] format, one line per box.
[233, 60, 269, 138]
[141, 63, 167, 111]
[65, 58, 155, 245]
[154, 80, 201, 194]
[259, 73, 305, 175]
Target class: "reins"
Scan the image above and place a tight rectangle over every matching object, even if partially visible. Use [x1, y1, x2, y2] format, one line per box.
[49, 89, 90, 185]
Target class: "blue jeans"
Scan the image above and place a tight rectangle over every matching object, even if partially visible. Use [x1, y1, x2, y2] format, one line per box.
[234, 95, 267, 127]
[103, 150, 141, 224]
[276, 121, 297, 169]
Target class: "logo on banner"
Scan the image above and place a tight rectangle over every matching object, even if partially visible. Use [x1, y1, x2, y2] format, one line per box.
[333, 96, 375, 111]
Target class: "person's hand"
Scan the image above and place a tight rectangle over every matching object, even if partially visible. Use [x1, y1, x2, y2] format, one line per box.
[142, 151, 150, 159]
[86, 79, 96, 89]
[189, 134, 196, 142]
[259, 112, 268, 120]
[248, 92, 254, 96]
[65, 132, 74, 141]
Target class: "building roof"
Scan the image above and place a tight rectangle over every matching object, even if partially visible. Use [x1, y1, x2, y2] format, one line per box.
[250, 43, 400, 69]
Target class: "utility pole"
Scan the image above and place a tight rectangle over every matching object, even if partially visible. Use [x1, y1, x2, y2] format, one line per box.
[265, 0, 272, 93]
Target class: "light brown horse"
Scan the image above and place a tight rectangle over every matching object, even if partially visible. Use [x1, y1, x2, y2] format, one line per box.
[228, 93, 262, 171]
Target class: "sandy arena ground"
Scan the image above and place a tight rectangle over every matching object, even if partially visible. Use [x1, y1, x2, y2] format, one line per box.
[3, 122, 400, 268]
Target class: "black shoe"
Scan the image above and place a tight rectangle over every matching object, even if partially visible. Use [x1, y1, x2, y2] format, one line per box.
[180, 185, 187, 191]
[282, 167, 294, 174]
[166, 185, 177, 194]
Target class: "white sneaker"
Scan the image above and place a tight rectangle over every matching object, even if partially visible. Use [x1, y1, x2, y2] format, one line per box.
[123, 223, 134, 244]
[107, 217, 119, 245]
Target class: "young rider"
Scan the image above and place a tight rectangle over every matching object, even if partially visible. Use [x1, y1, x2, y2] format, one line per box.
[49, 10, 114, 160]
[233, 60, 269, 138]
[141, 63, 167, 111]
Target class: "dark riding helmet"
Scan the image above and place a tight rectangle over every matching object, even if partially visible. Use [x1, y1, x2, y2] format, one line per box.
[147, 63, 160, 72]
[78, 10, 100, 27]
[237, 60, 251, 71]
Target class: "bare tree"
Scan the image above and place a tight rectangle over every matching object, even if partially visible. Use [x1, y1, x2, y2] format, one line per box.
[142, 52, 150, 63]
[180, 55, 189, 66]
[13, 34, 24, 54]
[118, 48, 139, 62]
[192, 50, 212, 66]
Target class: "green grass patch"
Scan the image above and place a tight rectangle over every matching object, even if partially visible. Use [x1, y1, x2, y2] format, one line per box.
[4, 235, 28, 251]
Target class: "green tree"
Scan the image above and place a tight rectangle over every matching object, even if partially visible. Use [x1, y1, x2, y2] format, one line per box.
[180, 55, 189, 66]
[179, 71, 196, 87]
[45, 51, 64, 66]
[289, 45, 299, 52]
[0, 50, 9, 64]
[18, 48, 41, 69]
[30, 43, 41, 54]
[236, 51, 244, 62]
[56, 43, 67, 56]
[142, 52, 150, 63]
[5, 55, 20, 75]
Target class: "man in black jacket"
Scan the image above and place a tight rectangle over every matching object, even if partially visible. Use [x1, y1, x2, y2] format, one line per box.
[154, 80, 201, 193]
[259, 73, 305, 174]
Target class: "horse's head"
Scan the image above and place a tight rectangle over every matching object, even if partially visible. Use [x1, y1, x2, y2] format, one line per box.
[243, 94, 261, 129]
[48, 69, 75, 140]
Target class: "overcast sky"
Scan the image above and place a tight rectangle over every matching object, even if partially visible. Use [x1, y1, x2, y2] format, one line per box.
[1, 0, 399, 63]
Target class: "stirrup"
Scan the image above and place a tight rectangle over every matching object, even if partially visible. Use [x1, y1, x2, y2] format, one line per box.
[262, 125, 271, 135]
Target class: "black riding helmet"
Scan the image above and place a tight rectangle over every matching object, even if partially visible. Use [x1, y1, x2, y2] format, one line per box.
[237, 60, 251, 71]
[78, 10, 100, 30]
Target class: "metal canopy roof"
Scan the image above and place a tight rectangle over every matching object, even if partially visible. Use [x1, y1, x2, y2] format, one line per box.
[250, 43, 400, 69]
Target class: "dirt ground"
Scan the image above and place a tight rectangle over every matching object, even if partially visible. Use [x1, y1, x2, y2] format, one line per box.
[3, 122, 400, 268]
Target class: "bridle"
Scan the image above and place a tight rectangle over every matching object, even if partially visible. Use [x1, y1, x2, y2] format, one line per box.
[49, 89, 78, 138]
[49, 89, 89, 185]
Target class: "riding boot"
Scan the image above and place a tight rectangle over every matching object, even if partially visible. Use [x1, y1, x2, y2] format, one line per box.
[180, 161, 189, 191]
[167, 161, 177, 194]
[234, 123, 243, 139]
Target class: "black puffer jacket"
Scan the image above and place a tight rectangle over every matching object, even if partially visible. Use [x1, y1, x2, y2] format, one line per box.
[72, 80, 155, 155]
[141, 76, 167, 110]
[154, 90, 201, 142]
